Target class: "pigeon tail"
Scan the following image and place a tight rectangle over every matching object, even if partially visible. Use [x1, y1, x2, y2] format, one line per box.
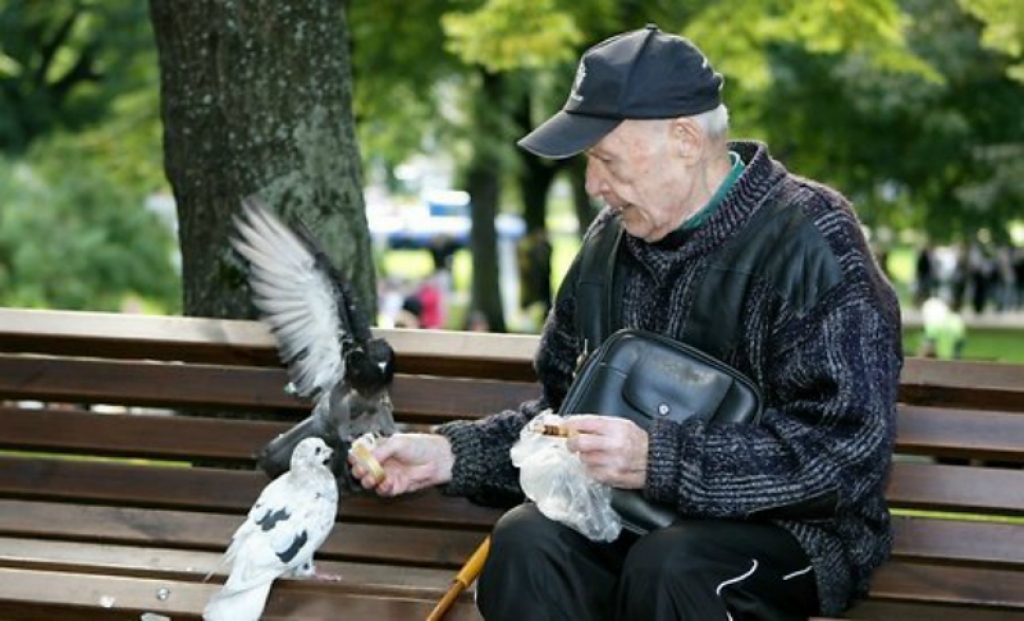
[203, 580, 272, 621]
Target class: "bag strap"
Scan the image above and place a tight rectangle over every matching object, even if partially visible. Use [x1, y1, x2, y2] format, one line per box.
[574, 215, 624, 357]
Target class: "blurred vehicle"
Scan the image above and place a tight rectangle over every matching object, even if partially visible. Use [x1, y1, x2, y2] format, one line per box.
[367, 189, 525, 250]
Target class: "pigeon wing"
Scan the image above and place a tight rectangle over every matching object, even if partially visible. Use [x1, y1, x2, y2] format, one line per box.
[232, 198, 349, 399]
[221, 470, 337, 592]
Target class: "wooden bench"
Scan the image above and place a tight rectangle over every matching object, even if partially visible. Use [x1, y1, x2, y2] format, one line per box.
[0, 307, 1022, 620]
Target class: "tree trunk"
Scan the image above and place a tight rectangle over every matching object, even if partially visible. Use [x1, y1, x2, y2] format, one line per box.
[467, 70, 506, 333]
[149, 0, 373, 319]
[519, 152, 559, 234]
[514, 92, 559, 235]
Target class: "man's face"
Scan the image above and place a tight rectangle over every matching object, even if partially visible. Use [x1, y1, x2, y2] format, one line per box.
[584, 119, 698, 243]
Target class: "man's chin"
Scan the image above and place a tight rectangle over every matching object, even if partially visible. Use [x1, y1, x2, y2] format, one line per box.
[619, 216, 652, 241]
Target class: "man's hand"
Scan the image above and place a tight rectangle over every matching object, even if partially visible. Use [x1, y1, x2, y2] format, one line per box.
[564, 415, 648, 489]
[349, 433, 454, 496]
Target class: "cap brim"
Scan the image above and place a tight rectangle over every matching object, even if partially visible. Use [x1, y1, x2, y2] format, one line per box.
[517, 111, 622, 159]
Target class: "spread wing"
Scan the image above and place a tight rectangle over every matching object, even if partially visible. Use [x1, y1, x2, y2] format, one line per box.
[232, 198, 349, 399]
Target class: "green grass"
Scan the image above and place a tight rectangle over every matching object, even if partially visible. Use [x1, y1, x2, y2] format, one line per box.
[903, 327, 1024, 363]
[0, 448, 190, 466]
[892, 508, 1024, 525]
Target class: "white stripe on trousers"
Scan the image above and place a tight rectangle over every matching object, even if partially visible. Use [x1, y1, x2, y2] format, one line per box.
[715, 559, 759, 621]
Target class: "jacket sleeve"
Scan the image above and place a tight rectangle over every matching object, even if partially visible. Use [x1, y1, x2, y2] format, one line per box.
[644, 292, 902, 520]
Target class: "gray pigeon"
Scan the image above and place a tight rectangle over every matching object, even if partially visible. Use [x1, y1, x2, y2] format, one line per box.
[231, 197, 397, 480]
[204, 437, 338, 621]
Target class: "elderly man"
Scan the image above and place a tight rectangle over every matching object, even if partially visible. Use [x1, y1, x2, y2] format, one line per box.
[353, 25, 902, 620]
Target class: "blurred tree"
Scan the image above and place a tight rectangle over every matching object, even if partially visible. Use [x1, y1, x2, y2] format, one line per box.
[0, 0, 177, 312]
[754, 0, 1024, 242]
[348, 1, 458, 174]
[959, 0, 1024, 82]
[0, 141, 178, 311]
[0, 0, 154, 154]
[149, 0, 373, 319]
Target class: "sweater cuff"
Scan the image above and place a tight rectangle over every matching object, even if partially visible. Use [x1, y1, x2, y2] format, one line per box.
[644, 418, 701, 507]
[433, 420, 488, 497]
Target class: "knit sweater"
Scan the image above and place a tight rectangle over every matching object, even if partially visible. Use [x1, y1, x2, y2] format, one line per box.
[436, 141, 903, 616]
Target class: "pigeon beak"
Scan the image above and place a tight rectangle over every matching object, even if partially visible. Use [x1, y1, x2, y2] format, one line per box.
[378, 361, 388, 373]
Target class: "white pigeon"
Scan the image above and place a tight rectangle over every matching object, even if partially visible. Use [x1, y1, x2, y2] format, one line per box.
[203, 437, 339, 621]
[231, 197, 397, 481]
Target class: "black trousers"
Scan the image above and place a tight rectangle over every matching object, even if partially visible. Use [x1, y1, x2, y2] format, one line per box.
[477, 504, 819, 621]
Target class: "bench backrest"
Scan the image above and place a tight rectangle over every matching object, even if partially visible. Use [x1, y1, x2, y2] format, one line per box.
[1, 308, 1023, 620]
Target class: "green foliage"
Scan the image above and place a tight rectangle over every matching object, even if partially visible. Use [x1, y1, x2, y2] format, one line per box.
[0, 135, 179, 312]
[959, 0, 1024, 81]
[749, 0, 1024, 242]
[0, 0, 171, 312]
[685, 0, 939, 91]
[0, 0, 155, 154]
[442, 0, 583, 72]
[348, 1, 458, 168]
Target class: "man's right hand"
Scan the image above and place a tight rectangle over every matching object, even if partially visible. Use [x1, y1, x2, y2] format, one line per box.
[349, 432, 454, 496]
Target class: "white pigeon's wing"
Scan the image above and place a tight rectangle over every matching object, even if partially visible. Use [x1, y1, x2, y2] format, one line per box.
[221, 470, 338, 593]
[232, 199, 346, 398]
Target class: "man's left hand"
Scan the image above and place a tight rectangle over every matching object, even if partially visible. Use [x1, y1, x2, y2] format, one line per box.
[564, 415, 648, 489]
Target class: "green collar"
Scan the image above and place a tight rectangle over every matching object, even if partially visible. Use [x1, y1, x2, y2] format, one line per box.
[680, 151, 744, 232]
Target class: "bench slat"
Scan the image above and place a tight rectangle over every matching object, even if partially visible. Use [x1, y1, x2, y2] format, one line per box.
[5, 501, 1019, 578]
[0, 407, 278, 463]
[8, 308, 1024, 407]
[3, 452, 1020, 520]
[0, 566, 482, 621]
[5, 400, 1023, 466]
[892, 516, 1024, 568]
[896, 405, 1024, 463]
[900, 358, 1024, 412]
[869, 560, 1024, 609]
[0, 499, 486, 569]
[0, 354, 539, 420]
[845, 600, 1024, 620]
[0, 537, 462, 596]
[0, 456, 503, 529]
[0, 307, 538, 381]
[888, 462, 1024, 516]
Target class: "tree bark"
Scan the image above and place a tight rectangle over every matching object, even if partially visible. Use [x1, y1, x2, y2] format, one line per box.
[518, 151, 559, 234]
[467, 70, 506, 333]
[149, 0, 373, 319]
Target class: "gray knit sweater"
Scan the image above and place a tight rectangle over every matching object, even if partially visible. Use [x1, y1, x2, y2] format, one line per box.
[436, 141, 903, 616]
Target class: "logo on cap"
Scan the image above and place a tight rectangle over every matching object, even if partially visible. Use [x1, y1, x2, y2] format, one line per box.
[568, 60, 587, 103]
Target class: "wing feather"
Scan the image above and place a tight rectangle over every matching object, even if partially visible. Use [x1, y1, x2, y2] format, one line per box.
[232, 199, 347, 398]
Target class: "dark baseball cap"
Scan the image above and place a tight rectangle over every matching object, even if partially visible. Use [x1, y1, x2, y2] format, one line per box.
[518, 25, 724, 159]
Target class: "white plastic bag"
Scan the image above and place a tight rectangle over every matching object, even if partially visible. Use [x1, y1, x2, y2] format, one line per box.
[510, 411, 622, 542]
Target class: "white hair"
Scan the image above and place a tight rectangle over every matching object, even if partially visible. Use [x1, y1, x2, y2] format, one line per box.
[691, 104, 730, 142]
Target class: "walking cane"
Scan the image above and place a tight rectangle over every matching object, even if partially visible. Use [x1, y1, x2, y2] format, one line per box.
[426, 536, 492, 621]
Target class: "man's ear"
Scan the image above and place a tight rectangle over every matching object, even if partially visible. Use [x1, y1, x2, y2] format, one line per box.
[671, 118, 704, 164]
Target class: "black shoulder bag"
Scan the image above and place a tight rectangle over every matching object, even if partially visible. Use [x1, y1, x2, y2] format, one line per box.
[558, 215, 765, 534]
